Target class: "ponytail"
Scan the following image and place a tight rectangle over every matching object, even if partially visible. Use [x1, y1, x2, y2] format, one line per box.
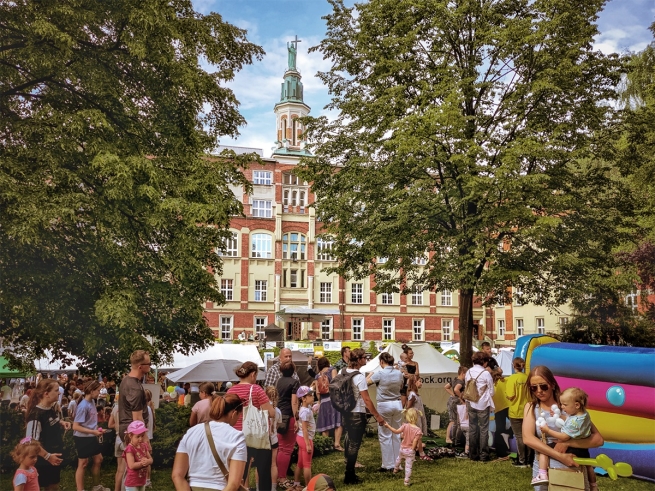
[209, 393, 243, 420]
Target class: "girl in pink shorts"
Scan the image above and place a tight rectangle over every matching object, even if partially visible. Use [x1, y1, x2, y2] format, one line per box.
[385, 408, 424, 486]
[294, 386, 316, 490]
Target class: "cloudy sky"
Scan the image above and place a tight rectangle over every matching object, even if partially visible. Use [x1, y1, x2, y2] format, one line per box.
[195, 0, 655, 155]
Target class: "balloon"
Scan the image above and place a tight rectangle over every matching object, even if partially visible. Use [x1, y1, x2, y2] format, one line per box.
[546, 416, 556, 426]
[614, 462, 633, 478]
[555, 418, 565, 428]
[551, 404, 559, 413]
[167, 386, 175, 393]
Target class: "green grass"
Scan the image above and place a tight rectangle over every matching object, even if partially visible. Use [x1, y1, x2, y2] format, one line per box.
[3, 430, 652, 491]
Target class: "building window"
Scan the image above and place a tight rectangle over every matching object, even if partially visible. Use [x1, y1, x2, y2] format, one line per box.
[536, 317, 545, 334]
[514, 287, 523, 306]
[413, 255, 427, 265]
[282, 233, 306, 260]
[498, 319, 505, 337]
[321, 319, 332, 340]
[442, 319, 452, 341]
[559, 317, 569, 326]
[352, 318, 363, 340]
[316, 238, 335, 261]
[283, 172, 299, 185]
[383, 319, 394, 340]
[381, 293, 394, 305]
[441, 290, 452, 306]
[284, 268, 304, 288]
[319, 282, 332, 303]
[377, 257, 388, 264]
[253, 171, 272, 185]
[252, 200, 272, 218]
[411, 287, 423, 306]
[254, 317, 267, 337]
[220, 279, 233, 301]
[254, 280, 267, 302]
[413, 319, 424, 341]
[251, 233, 272, 258]
[516, 318, 524, 336]
[351, 283, 363, 304]
[220, 316, 233, 340]
[218, 232, 238, 257]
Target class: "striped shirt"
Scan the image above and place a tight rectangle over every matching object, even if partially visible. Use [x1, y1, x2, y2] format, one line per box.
[226, 383, 269, 431]
[264, 362, 299, 388]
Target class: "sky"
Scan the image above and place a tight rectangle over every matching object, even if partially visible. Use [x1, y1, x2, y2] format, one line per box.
[195, 0, 655, 156]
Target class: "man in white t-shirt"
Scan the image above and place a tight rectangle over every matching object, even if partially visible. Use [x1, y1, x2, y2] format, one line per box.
[342, 348, 385, 485]
[465, 351, 495, 462]
[1, 379, 13, 406]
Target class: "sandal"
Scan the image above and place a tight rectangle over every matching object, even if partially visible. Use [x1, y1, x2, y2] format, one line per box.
[278, 479, 295, 490]
[355, 461, 365, 468]
[334, 445, 344, 452]
[420, 455, 433, 461]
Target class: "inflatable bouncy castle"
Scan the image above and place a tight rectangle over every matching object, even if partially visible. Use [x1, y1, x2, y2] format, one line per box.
[515, 334, 655, 482]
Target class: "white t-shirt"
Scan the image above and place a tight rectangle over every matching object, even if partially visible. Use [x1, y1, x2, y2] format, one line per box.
[270, 406, 282, 445]
[147, 406, 154, 440]
[297, 406, 316, 440]
[346, 369, 368, 413]
[177, 422, 247, 490]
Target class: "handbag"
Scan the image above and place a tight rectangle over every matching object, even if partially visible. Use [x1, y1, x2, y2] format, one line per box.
[242, 385, 271, 450]
[548, 467, 586, 491]
[277, 414, 291, 434]
[204, 423, 250, 491]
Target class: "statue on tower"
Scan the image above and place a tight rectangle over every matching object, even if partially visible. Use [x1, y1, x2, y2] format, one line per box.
[287, 35, 301, 70]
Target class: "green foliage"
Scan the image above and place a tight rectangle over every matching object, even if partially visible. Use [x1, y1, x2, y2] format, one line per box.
[0, 1, 264, 373]
[321, 351, 343, 366]
[298, 0, 625, 367]
[312, 434, 335, 456]
[367, 341, 379, 359]
[150, 403, 192, 468]
[0, 407, 24, 473]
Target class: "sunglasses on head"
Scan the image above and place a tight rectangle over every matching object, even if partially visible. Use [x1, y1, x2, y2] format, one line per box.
[530, 383, 550, 392]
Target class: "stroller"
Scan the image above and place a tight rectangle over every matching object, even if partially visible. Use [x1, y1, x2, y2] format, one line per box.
[449, 403, 469, 453]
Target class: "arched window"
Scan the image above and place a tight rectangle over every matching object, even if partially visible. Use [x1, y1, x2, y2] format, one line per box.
[282, 233, 306, 260]
[251, 233, 272, 258]
[292, 118, 297, 145]
[217, 232, 238, 257]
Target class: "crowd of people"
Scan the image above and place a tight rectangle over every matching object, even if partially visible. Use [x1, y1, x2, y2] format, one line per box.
[7, 343, 605, 491]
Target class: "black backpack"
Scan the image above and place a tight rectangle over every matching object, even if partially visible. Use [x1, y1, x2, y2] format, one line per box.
[329, 368, 360, 413]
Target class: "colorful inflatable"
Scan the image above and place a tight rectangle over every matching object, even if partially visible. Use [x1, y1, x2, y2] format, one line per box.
[514, 335, 655, 482]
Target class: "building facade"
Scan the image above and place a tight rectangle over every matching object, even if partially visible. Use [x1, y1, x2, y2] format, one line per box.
[203, 45, 574, 347]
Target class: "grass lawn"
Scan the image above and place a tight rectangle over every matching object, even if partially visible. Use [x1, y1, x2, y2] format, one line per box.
[16, 430, 654, 491]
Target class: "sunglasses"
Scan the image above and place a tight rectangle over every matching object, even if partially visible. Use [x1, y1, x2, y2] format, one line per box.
[530, 384, 550, 392]
[140, 363, 152, 366]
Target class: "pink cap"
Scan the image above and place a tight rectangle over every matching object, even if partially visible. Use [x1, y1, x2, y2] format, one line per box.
[127, 420, 147, 435]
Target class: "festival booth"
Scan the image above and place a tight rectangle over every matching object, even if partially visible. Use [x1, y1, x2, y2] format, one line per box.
[361, 342, 459, 412]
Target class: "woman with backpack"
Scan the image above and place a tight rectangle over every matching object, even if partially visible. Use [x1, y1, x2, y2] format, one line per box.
[464, 352, 495, 462]
[366, 351, 404, 472]
[314, 357, 343, 451]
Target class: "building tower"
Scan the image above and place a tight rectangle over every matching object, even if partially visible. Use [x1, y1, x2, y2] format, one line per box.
[272, 36, 312, 163]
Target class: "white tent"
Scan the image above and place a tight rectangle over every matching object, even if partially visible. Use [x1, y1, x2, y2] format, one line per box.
[163, 343, 264, 370]
[361, 342, 459, 412]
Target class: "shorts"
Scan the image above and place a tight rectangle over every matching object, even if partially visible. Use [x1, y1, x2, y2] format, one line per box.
[36, 457, 61, 487]
[74, 435, 102, 459]
[115, 438, 125, 458]
[270, 441, 279, 450]
[126, 487, 145, 491]
[296, 435, 313, 469]
[447, 397, 459, 423]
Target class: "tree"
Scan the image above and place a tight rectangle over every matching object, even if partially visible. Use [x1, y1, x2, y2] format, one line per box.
[298, 0, 625, 366]
[0, 1, 264, 374]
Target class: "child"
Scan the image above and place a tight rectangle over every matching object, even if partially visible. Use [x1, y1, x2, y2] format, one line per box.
[11, 437, 41, 491]
[398, 352, 409, 407]
[265, 386, 282, 491]
[536, 388, 596, 489]
[123, 421, 153, 491]
[406, 375, 431, 461]
[144, 389, 155, 487]
[384, 408, 423, 487]
[294, 386, 316, 490]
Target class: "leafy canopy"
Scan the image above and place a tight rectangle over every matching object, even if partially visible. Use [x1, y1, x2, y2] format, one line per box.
[0, 0, 264, 374]
[298, 0, 624, 364]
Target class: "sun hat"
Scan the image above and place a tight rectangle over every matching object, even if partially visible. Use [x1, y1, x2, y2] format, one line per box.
[126, 420, 147, 435]
[305, 474, 336, 491]
[296, 386, 313, 398]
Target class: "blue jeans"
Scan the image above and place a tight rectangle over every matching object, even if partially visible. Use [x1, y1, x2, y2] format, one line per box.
[468, 405, 490, 461]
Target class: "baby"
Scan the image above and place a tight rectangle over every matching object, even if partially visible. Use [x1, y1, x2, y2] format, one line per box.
[535, 387, 596, 489]
[396, 352, 408, 371]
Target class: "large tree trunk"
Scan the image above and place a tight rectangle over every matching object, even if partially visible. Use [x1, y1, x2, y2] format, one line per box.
[459, 288, 475, 367]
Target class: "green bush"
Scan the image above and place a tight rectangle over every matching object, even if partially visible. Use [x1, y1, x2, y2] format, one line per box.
[0, 407, 25, 473]
[150, 402, 191, 468]
[312, 434, 334, 456]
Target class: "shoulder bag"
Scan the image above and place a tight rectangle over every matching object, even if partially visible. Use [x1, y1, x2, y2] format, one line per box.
[204, 423, 250, 491]
[242, 385, 271, 449]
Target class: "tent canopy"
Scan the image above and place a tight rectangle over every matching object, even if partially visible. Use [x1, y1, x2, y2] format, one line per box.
[164, 343, 264, 370]
[361, 342, 459, 412]
[167, 359, 264, 383]
[0, 356, 33, 379]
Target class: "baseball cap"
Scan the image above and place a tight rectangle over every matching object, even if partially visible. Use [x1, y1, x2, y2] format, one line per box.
[296, 386, 313, 398]
[306, 474, 336, 491]
[126, 420, 147, 435]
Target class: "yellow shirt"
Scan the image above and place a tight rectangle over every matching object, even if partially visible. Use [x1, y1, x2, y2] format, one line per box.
[505, 372, 529, 419]
[492, 377, 509, 413]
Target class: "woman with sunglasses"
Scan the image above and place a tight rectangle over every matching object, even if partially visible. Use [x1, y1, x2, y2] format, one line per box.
[522, 366, 604, 491]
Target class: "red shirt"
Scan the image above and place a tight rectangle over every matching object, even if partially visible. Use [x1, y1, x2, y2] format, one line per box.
[226, 383, 269, 431]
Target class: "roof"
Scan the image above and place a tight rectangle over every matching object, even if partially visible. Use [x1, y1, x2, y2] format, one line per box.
[215, 145, 264, 157]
